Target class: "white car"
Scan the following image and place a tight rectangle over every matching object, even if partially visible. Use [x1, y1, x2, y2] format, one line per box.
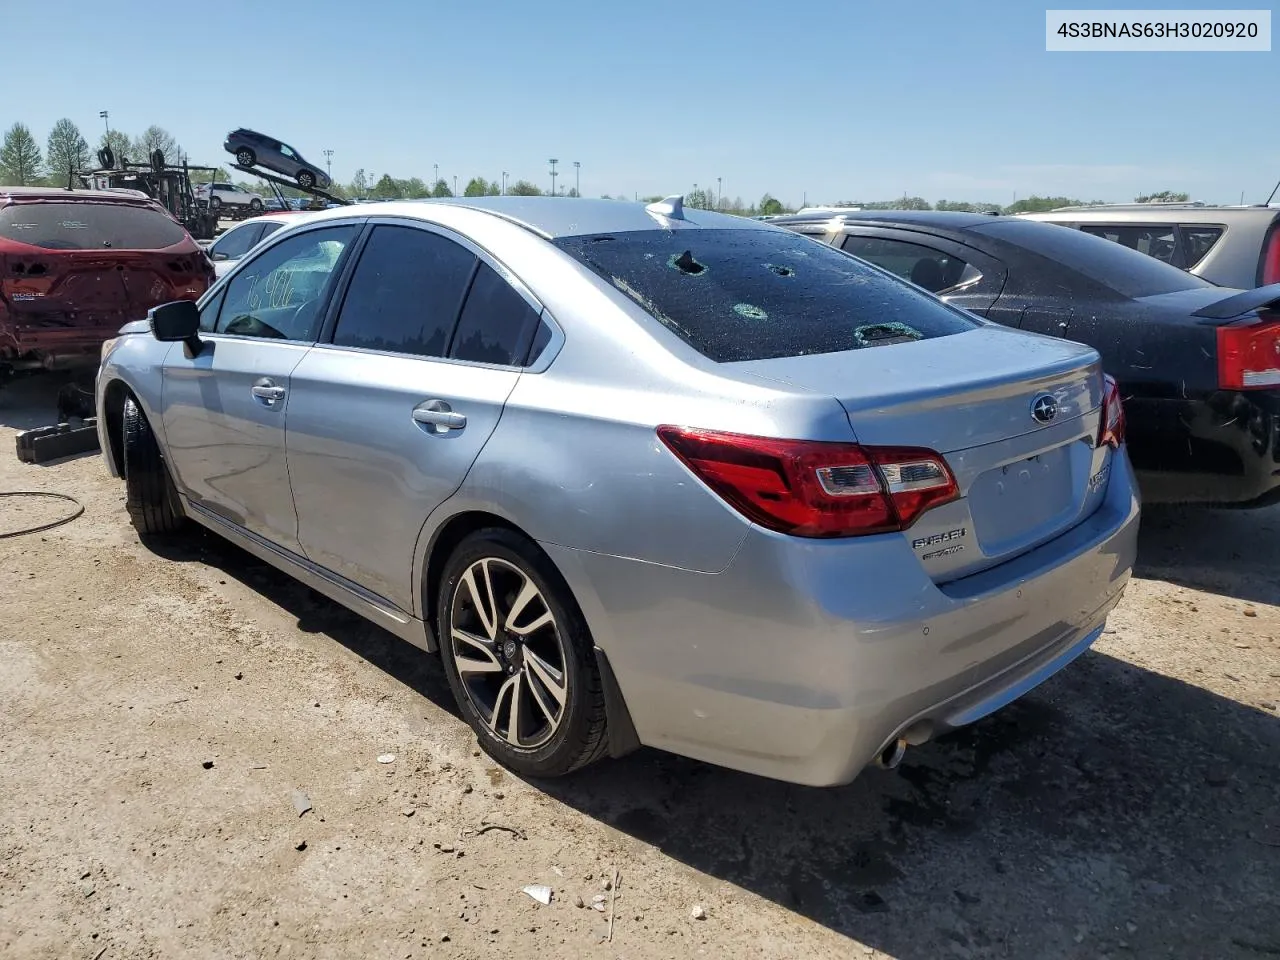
[205, 213, 304, 277]
[196, 182, 264, 213]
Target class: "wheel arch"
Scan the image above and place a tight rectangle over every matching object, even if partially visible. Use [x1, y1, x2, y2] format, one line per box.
[100, 378, 135, 475]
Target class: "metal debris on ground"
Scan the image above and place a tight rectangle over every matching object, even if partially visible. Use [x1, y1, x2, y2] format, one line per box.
[475, 820, 526, 840]
[522, 884, 552, 906]
[291, 790, 312, 817]
[377, 753, 396, 764]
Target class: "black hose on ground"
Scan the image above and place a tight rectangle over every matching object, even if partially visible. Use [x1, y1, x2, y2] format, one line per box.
[0, 491, 85, 539]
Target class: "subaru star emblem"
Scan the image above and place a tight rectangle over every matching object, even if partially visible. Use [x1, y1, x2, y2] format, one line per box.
[1031, 394, 1058, 424]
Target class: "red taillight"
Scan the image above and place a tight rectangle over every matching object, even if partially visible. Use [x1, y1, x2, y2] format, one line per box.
[1260, 225, 1280, 286]
[1216, 320, 1280, 390]
[656, 426, 958, 538]
[1099, 374, 1125, 449]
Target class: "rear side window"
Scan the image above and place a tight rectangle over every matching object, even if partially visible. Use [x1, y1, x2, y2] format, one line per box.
[1079, 224, 1178, 264]
[450, 262, 541, 366]
[1181, 226, 1224, 268]
[0, 201, 187, 251]
[554, 229, 978, 363]
[840, 235, 979, 292]
[332, 225, 476, 357]
[209, 222, 263, 261]
[976, 219, 1213, 298]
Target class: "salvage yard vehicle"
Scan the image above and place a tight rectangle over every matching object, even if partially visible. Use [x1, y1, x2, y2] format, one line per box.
[223, 129, 331, 190]
[205, 212, 307, 278]
[96, 196, 1137, 787]
[1019, 203, 1280, 290]
[1, 187, 213, 388]
[776, 210, 1280, 507]
[195, 182, 263, 214]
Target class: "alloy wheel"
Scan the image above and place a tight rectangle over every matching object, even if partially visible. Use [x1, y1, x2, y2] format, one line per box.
[449, 557, 567, 750]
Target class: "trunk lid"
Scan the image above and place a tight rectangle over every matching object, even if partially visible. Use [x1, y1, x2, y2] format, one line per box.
[735, 325, 1111, 580]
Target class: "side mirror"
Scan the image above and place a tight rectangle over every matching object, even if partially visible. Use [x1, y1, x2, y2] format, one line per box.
[150, 300, 203, 355]
[210, 251, 229, 261]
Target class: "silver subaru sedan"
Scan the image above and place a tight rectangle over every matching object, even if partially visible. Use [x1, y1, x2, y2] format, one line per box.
[96, 196, 1139, 787]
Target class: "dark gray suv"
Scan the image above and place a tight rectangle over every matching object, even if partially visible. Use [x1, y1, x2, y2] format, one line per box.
[1021, 203, 1280, 289]
[223, 129, 331, 191]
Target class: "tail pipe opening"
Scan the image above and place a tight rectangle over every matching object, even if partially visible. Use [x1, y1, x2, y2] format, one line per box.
[875, 738, 908, 769]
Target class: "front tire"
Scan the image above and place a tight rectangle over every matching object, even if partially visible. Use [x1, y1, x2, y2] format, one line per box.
[122, 397, 185, 536]
[235, 148, 256, 167]
[296, 170, 316, 189]
[249, 197, 262, 212]
[209, 196, 222, 211]
[437, 528, 608, 778]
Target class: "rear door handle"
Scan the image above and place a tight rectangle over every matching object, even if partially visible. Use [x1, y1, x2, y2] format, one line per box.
[251, 378, 286, 404]
[412, 400, 466, 433]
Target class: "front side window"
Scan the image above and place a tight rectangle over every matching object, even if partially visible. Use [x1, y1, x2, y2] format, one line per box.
[554, 228, 979, 363]
[209, 223, 263, 261]
[840, 235, 979, 293]
[450, 262, 541, 366]
[332, 225, 476, 357]
[280, 145, 297, 159]
[216, 225, 358, 341]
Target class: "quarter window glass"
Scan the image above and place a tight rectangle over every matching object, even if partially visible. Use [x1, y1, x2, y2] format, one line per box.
[1079, 225, 1178, 264]
[840, 236, 977, 292]
[199, 289, 226, 334]
[450, 262, 541, 366]
[209, 223, 262, 261]
[332, 225, 476, 357]
[217, 225, 357, 341]
[259, 222, 286, 241]
[1181, 226, 1224, 268]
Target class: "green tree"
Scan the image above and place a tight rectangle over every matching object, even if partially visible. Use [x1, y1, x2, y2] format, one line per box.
[131, 125, 180, 165]
[486, 180, 501, 196]
[45, 118, 91, 184]
[758, 193, 784, 217]
[1135, 190, 1189, 203]
[96, 129, 131, 168]
[507, 179, 542, 196]
[349, 168, 370, 197]
[0, 123, 44, 186]
[372, 174, 403, 199]
[463, 176, 489, 197]
[400, 177, 427, 197]
[431, 178, 453, 198]
[1003, 195, 1083, 214]
[936, 199, 1003, 213]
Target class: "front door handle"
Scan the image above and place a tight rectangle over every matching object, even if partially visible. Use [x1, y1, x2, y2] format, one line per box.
[412, 400, 467, 433]
[251, 378, 286, 404]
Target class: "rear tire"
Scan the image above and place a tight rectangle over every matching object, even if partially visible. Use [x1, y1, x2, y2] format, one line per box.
[437, 528, 608, 778]
[249, 197, 262, 212]
[122, 397, 185, 536]
[296, 170, 316, 189]
[236, 148, 256, 167]
[209, 196, 222, 211]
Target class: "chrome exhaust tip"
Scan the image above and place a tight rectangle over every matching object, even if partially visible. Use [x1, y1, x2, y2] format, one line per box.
[875, 737, 908, 770]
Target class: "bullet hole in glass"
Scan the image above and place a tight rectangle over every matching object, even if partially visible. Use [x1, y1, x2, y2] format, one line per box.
[669, 250, 706, 276]
[766, 263, 795, 278]
[733, 303, 768, 321]
[852, 322, 923, 346]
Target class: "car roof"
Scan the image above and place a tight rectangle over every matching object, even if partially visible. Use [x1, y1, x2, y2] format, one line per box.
[298, 196, 777, 239]
[1021, 206, 1279, 225]
[0, 186, 157, 204]
[770, 209, 1000, 230]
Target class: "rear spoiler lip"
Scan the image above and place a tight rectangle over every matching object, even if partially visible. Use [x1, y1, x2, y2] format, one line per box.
[1191, 282, 1280, 320]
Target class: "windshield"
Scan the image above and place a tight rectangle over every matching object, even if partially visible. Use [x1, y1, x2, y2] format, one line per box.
[975, 218, 1216, 298]
[554, 228, 978, 362]
[0, 201, 187, 251]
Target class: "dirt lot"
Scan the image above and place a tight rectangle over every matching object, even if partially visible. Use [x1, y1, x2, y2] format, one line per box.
[1, 377, 1277, 960]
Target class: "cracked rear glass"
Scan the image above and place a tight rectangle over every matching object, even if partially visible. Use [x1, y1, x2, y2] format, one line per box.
[555, 229, 977, 362]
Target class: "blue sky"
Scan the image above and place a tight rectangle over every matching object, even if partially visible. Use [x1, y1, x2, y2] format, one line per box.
[5, 0, 1276, 205]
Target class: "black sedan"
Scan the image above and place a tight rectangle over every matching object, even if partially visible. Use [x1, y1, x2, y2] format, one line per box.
[774, 210, 1280, 507]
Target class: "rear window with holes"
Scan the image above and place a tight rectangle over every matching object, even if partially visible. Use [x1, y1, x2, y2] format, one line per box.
[554, 229, 977, 362]
[0, 201, 188, 251]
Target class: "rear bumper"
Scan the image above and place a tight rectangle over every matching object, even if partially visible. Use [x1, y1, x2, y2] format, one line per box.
[545, 450, 1140, 787]
[1128, 394, 1280, 506]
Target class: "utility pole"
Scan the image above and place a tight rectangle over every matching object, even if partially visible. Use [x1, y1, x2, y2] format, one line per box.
[99, 110, 110, 138]
[573, 161, 580, 198]
[434, 163, 439, 190]
[453, 175, 457, 196]
[502, 171, 508, 195]
[717, 177, 722, 210]
[323, 149, 333, 181]
[549, 158, 558, 196]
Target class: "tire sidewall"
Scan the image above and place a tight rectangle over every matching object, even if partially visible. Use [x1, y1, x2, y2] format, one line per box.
[237, 150, 255, 167]
[436, 529, 594, 775]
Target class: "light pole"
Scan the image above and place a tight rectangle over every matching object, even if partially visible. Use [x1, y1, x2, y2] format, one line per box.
[717, 177, 722, 210]
[548, 159, 559, 196]
[573, 161, 580, 198]
[323, 149, 333, 181]
[99, 110, 110, 138]
[433, 163, 439, 190]
[453, 175, 457, 196]
[502, 171, 508, 195]
[693, 183, 698, 209]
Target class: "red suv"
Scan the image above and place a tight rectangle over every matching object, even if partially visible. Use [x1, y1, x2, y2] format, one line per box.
[0, 187, 214, 383]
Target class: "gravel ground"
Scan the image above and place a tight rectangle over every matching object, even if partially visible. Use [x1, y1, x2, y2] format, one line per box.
[1, 377, 1277, 960]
